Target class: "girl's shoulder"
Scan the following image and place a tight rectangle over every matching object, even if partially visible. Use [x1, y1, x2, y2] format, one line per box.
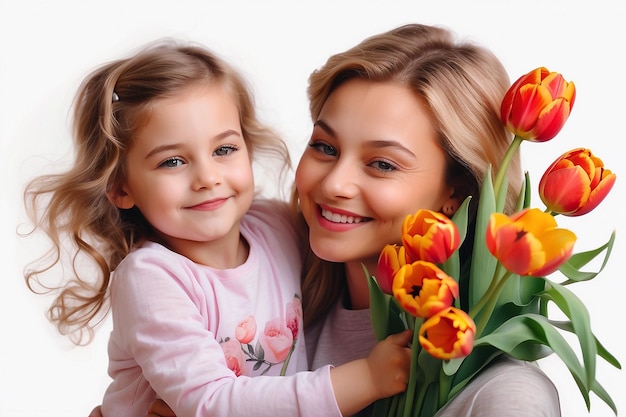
[114, 242, 191, 276]
[244, 199, 294, 234]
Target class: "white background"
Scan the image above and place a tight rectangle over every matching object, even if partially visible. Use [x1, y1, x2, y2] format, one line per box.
[1, 1, 624, 416]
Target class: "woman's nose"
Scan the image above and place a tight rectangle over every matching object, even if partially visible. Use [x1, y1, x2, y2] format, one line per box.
[320, 158, 360, 199]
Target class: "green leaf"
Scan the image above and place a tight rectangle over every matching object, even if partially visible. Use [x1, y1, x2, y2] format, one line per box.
[365, 266, 406, 341]
[474, 314, 588, 387]
[559, 231, 615, 283]
[590, 378, 619, 415]
[539, 281, 596, 387]
[469, 166, 498, 308]
[443, 346, 502, 397]
[549, 320, 622, 369]
[518, 171, 532, 210]
[451, 196, 471, 245]
[444, 196, 471, 283]
[367, 272, 392, 341]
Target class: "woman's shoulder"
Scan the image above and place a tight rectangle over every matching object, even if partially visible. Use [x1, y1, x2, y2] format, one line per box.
[436, 356, 561, 417]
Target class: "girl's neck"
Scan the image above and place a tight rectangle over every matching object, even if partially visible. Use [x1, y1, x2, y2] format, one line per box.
[343, 258, 377, 310]
[159, 228, 249, 269]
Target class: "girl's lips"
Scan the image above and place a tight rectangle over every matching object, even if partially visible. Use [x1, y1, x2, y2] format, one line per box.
[188, 198, 228, 210]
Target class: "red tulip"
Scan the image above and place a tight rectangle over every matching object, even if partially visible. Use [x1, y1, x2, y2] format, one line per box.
[418, 307, 475, 360]
[392, 261, 459, 318]
[402, 210, 460, 264]
[376, 244, 406, 294]
[486, 208, 576, 276]
[500, 67, 575, 142]
[539, 148, 616, 216]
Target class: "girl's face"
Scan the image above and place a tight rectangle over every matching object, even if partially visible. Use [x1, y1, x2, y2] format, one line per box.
[296, 79, 455, 271]
[110, 83, 254, 264]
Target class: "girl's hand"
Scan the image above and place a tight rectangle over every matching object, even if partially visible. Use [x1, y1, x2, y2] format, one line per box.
[366, 329, 413, 397]
[330, 329, 412, 416]
[88, 406, 102, 417]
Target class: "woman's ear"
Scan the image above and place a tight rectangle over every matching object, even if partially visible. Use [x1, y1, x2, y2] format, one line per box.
[441, 187, 461, 217]
[107, 183, 135, 209]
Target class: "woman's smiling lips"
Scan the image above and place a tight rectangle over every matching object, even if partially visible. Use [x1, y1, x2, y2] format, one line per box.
[316, 204, 372, 231]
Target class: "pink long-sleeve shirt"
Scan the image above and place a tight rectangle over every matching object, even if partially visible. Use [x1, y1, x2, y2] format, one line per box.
[101, 200, 341, 417]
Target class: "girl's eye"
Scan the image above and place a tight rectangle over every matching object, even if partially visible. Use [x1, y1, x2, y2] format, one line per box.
[214, 145, 239, 157]
[308, 140, 337, 156]
[369, 160, 398, 172]
[159, 157, 185, 168]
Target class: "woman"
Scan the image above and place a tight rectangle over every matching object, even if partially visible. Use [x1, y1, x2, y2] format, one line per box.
[295, 23, 559, 417]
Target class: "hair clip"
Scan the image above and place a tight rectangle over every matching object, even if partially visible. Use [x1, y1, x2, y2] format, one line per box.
[112, 92, 120, 102]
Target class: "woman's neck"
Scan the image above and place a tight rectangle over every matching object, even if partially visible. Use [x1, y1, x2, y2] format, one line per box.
[343, 258, 377, 310]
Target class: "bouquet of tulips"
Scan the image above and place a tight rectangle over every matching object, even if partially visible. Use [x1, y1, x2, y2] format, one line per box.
[366, 67, 621, 417]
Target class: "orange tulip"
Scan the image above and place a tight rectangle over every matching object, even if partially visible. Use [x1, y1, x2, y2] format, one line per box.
[418, 307, 475, 360]
[402, 210, 460, 264]
[500, 67, 575, 142]
[486, 208, 576, 276]
[392, 261, 459, 318]
[376, 244, 406, 294]
[539, 148, 616, 216]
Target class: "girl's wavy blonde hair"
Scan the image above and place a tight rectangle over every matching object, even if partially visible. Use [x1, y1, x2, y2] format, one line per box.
[293, 23, 522, 328]
[23, 40, 290, 344]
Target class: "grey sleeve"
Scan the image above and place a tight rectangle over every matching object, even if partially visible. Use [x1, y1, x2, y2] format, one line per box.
[434, 356, 561, 417]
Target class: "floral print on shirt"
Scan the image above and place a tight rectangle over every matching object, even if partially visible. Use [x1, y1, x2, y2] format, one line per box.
[219, 294, 302, 376]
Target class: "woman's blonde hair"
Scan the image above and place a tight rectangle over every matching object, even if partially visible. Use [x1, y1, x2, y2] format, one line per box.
[295, 23, 522, 327]
[23, 40, 290, 344]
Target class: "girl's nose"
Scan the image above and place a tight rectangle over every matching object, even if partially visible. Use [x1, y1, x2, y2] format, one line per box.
[192, 160, 222, 190]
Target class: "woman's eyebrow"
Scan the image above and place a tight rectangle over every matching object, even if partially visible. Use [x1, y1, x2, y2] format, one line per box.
[367, 139, 416, 158]
[313, 120, 335, 137]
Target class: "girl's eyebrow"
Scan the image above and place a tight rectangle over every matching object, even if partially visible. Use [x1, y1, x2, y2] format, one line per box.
[313, 120, 415, 158]
[145, 129, 242, 159]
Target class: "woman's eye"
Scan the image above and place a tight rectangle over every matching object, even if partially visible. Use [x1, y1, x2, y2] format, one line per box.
[308, 140, 337, 156]
[159, 157, 184, 168]
[214, 145, 238, 156]
[370, 160, 397, 172]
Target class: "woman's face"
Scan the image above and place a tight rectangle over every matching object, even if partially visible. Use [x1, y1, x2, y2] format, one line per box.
[296, 79, 455, 268]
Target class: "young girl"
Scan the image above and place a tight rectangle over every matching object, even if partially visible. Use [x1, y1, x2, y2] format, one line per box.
[22, 40, 411, 417]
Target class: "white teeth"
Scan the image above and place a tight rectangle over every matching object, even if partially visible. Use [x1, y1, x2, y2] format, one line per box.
[321, 208, 363, 224]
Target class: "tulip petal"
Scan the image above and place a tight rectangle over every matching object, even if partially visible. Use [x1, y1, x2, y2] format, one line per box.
[540, 167, 591, 214]
[418, 307, 475, 359]
[487, 209, 576, 276]
[530, 228, 577, 276]
[532, 97, 571, 141]
[539, 148, 615, 216]
[576, 170, 616, 216]
[510, 84, 553, 134]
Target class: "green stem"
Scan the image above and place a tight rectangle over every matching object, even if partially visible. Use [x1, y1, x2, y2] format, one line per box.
[493, 135, 523, 204]
[279, 339, 296, 376]
[468, 262, 505, 318]
[403, 322, 421, 417]
[438, 366, 452, 409]
[473, 270, 513, 338]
